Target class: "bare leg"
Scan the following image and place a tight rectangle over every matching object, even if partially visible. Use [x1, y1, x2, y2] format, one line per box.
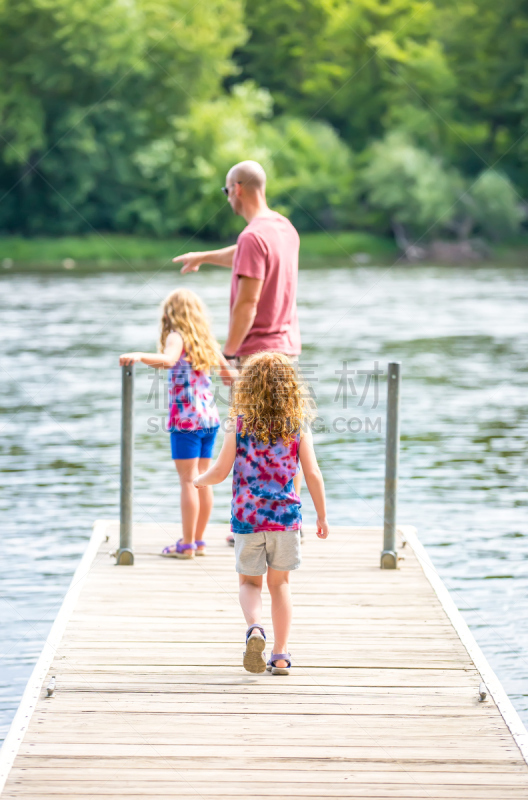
[195, 457, 213, 551]
[239, 574, 263, 627]
[239, 573, 266, 672]
[174, 458, 200, 545]
[267, 568, 292, 668]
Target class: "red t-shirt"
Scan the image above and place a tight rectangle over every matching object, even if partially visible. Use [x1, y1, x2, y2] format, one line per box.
[230, 211, 301, 356]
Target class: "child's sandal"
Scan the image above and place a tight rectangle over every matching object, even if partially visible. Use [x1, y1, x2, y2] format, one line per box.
[195, 540, 206, 556]
[266, 653, 292, 676]
[161, 540, 197, 559]
[243, 624, 267, 674]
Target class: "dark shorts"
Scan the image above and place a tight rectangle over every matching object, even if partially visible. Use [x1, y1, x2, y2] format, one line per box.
[170, 426, 219, 460]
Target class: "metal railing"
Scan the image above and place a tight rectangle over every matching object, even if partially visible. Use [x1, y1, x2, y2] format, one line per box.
[380, 361, 401, 569]
[116, 364, 135, 565]
[115, 361, 402, 568]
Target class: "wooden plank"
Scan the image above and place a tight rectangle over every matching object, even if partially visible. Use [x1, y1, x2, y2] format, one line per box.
[6, 765, 528, 789]
[1, 523, 527, 800]
[28, 701, 502, 717]
[17, 743, 523, 759]
[6, 768, 528, 786]
[4, 782, 528, 797]
[11, 757, 528, 773]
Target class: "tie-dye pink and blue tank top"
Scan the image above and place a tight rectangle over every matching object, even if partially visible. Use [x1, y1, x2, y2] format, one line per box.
[168, 350, 220, 432]
[231, 416, 302, 533]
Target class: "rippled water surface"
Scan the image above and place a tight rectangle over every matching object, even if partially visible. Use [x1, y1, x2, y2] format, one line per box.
[1, 262, 527, 738]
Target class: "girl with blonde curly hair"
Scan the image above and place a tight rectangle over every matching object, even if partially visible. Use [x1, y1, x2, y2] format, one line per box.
[120, 288, 235, 559]
[195, 352, 329, 675]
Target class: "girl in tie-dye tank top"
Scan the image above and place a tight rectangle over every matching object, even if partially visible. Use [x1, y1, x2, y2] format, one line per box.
[230, 415, 302, 533]
[120, 288, 235, 560]
[194, 352, 329, 675]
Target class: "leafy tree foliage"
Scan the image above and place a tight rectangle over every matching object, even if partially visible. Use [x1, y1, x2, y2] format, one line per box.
[0, 0, 245, 233]
[363, 133, 522, 240]
[0, 0, 526, 242]
[468, 171, 524, 240]
[126, 83, 355, 237]
[235, 0, 457, 152]
[259, 116, 356, 232]
[362, 132, 463, 238]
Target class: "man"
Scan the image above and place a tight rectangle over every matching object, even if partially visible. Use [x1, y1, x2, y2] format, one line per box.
[172, 160, 301, 364]
[173, 160, 303, 543]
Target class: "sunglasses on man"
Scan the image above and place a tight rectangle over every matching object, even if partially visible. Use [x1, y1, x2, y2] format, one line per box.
[221, 182, 241, 196]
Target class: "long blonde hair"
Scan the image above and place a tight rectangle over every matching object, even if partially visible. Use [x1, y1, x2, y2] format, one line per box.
[159, 288, 219, 372]
[229, 352, 314, 444]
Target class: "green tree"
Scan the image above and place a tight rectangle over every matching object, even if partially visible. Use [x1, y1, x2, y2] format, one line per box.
[235, 0, 457, 152]
[468, 170, 523, 240]
[259, 116, 355, 231]
[129, 82, 355, 237]
[433, 0, 528, 192]
[0, 0, 245, 233]
[236, 0, 528, 201]
[1, 0, 527, 241]
[362, 132, 463, 239]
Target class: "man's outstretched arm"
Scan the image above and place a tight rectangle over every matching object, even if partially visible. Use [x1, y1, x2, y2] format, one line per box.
[173, 245, 237, 274]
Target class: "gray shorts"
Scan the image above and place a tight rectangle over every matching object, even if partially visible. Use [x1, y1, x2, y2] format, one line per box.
[234, 530, 302, 576]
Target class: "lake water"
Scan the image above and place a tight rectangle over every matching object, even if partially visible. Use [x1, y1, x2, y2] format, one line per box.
[1, 262, 527, 740]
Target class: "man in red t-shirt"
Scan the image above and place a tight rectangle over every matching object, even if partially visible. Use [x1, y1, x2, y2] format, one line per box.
[174, 161, 304, 546]
[173, 160, 301, 363]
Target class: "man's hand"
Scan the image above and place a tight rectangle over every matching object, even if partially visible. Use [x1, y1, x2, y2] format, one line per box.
[173, 252, 203, 274]
[119, 352, 143, 366]
[174, 245, 236, 272]
[316, 518, 330, 539]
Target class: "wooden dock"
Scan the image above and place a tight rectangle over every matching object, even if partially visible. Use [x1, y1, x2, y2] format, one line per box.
[1, 522, 527, 798]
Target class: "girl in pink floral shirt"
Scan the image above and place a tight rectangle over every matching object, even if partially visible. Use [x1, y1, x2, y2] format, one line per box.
[120, 288, 234, 559]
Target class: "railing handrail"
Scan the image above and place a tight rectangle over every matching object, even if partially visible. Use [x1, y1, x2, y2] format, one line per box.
[116, 360, 401, 568]
[381, 361, 401, 569]
[116, 364, 135, 565]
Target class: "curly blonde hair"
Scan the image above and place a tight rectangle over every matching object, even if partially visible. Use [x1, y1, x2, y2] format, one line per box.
[159, 288, 220, 372]
[229, 352, 314, 444]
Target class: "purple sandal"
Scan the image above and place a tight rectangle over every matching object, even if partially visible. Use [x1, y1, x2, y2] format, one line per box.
[195, 540, 206, 556]
[266, 653, 292, 675]
[243, 624, 267, 674]
[161, 539, 197, 559]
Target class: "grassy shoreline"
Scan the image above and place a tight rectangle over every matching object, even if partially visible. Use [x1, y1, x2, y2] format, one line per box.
[0, 231, 526, 271]
[0, 231, 397, 270]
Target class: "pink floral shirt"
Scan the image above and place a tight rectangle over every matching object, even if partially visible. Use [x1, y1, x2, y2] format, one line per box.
[168, 350, 220, 431]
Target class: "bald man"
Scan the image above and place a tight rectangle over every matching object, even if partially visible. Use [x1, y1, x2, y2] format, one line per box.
[173, 160, 301, 364]
[174, 161, 303, 544]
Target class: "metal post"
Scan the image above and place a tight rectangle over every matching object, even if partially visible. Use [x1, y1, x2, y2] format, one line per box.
[116, 364, 135, 565]
[381, 362, 401, 569]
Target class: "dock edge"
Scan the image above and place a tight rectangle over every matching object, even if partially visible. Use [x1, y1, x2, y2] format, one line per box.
[400, 524, 528, 765]
[0, 519, 110, 794]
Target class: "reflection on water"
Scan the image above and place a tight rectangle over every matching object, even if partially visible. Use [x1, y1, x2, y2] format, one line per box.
[1, 263, 527, 738]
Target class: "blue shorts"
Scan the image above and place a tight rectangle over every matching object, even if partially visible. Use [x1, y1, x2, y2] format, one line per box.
[170, 426, 219, 460]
